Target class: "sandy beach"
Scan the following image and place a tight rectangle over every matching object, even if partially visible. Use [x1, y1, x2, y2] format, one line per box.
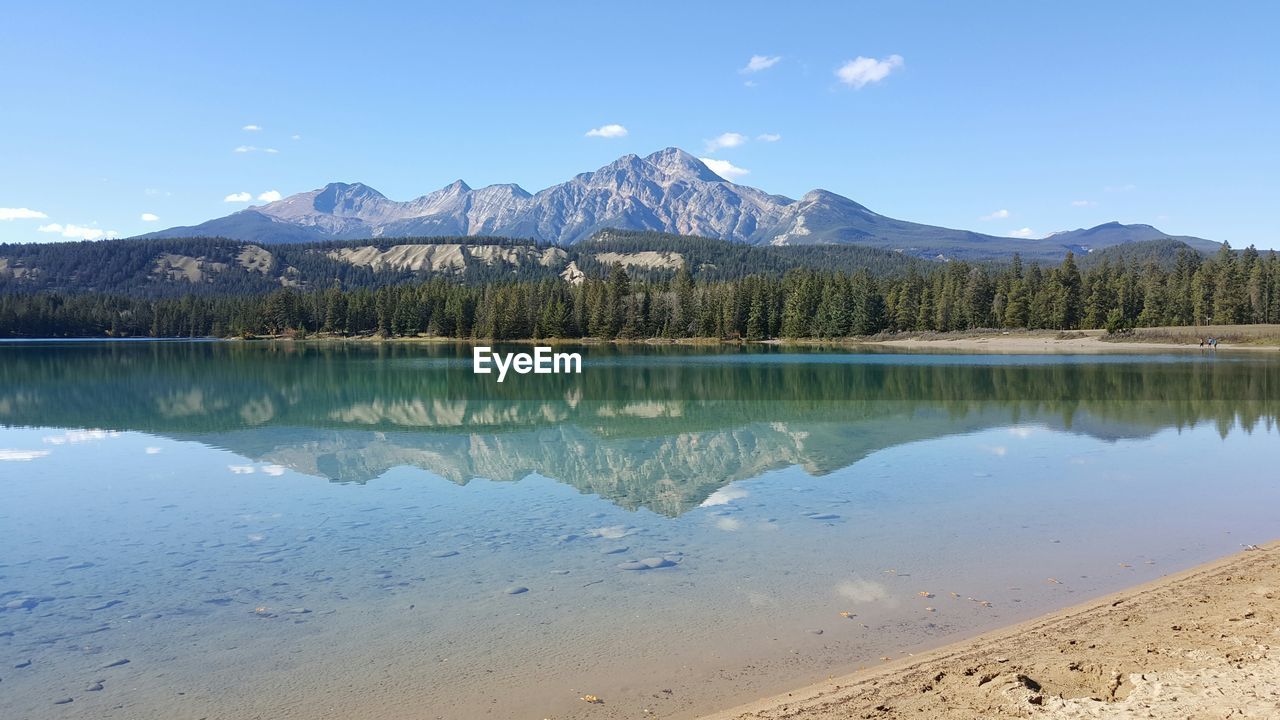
[702, 542, 1279, 720]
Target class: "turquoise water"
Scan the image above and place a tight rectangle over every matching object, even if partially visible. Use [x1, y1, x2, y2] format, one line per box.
[1, 342, 1278, 719]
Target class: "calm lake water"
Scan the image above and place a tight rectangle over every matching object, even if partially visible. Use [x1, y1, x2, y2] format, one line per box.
[1, 342, 1278, 719]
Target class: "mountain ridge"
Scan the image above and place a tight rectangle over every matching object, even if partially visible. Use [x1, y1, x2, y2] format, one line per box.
[138, 148, 1222, 260]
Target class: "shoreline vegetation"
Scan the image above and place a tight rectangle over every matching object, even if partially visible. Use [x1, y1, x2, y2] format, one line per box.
[702, 542, 1280, 720]
[4, 241, 1280, 342]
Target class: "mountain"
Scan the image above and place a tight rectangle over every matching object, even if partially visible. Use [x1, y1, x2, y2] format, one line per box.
[138, 148, 1221, 261]
[1045, 222, 1220, 255]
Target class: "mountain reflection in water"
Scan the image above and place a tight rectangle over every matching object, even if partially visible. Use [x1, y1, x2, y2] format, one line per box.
[1, 341, 1275, 516]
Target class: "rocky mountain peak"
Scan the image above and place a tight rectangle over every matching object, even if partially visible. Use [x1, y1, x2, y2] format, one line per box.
[643, 147, 721, 182]
[137, 150, 1223, 260]
[312, 182, 389, 216]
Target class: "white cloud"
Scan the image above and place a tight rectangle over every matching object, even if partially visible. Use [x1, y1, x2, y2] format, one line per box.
[37, 223, 118, 241]
[257, 190, 282, 202]
[1071, 199, 1097, 207]
[261, 464, 286, 476]
[741, 55, 782, 73]
[234, 145, 255, 153]
[585, 123, 628, 138]
[290, 134, 301, 140]
[699, 157, 750, 180]
[835, 54, 904, 89]
[0, 207, 48, 221]
[756, 133, 782, 142]
[42, 429, 120, 445]
[0, 449, 51, 461]
[242, 124, 262, 131]
[224, 192, 252, 202]
[704, 132, 749, 153]
[836, 577, 892, 604]
[140, 212, 159, 222]
[715, 517, 743, 531]
[1009, 227, 1037, 238]
[228, 464, 256, 474]
[263, 147, 279, 154]
[980, 209, 1010, 221]
[587, 525, 633, 539]
[700, 486, 750, 507]
[144, 447, 162, 454]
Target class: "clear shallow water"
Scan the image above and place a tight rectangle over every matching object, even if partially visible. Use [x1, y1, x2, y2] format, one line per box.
[1, 342, 1278, 719]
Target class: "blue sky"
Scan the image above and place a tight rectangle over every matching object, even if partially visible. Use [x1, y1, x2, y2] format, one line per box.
[2, 1, 1277, 247]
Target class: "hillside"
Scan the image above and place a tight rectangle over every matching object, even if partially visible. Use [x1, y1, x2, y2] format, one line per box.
[0, 231, 924, 298]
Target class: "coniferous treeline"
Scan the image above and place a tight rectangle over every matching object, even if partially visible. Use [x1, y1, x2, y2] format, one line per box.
[2, 244, 1277, 339]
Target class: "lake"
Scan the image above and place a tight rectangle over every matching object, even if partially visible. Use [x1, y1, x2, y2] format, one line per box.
[1, 341, 1278, 719]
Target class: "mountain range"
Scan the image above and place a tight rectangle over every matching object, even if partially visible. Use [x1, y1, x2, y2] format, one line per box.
[140, 148, 1220, 261]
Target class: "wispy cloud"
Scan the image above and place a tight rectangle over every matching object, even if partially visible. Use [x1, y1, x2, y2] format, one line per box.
[980, 209, 1010, 221]
[1071, 199, 1097, 207]
[585, 123, 628, 138]
[699, 157, 749, 180]
[290, 134, 301, 140]
[0, 207, 48, 221]
[37, 223, 117, 241]
[756, 133, 782, 143]
[224, 192, 252, 202]
[257, 190, 282, 202]
[741, 55, 782, 73]
[234, 145, 278, 154]
[704, 132, 748, 153]
[835, 54, 904, 89]
[242, 124, 262, 131]
[42, 429, 120, 445]
[1009, 227, 1037, 238]
[140, 212, 159, 222]
[0, 449, 52, 461]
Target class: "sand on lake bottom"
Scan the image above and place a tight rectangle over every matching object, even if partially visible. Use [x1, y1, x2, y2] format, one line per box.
[702, 543, 1279, 720]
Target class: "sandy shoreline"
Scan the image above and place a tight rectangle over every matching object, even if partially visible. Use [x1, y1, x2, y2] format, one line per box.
[862, 332, 1280, 355]
[701, 542, 1279, 720]
[289, 326, 1280, 353]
